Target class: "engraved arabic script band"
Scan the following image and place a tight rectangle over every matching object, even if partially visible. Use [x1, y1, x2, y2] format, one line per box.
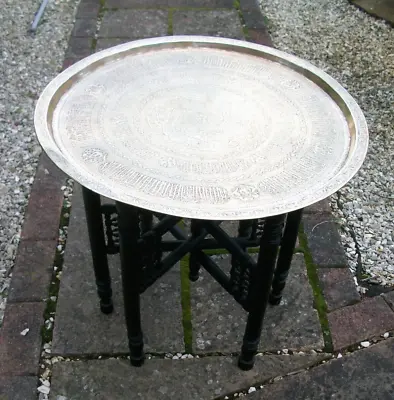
[34, 36, 368, 220]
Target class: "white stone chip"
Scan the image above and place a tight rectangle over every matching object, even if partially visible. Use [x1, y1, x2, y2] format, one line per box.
[260, 0, 394, 286]
[0, 0, 78, 326]
[37, 385, 50, 394]
[360, 341, 370, 348]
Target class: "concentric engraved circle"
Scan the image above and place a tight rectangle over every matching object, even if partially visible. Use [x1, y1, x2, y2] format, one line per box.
[35, 36, 368, 219]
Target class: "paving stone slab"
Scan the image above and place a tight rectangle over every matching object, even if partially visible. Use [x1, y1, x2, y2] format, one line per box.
[72, 18, 97, 37]
[303, 198, 331, 214]
[317, 268, 360, 311]
[8, 239, 56, 302]
[99, 10, 168, 39]
[0, 376, 37, 400]
[328, 296, 394, 350]
[253, 338, 394, 400]
[383, 290, 394, 310]
[96, 38, 129, 51]
[247, 28, 273, 46]
[191, 254, 323, 353]
[75, 0, 100, 19]
[241, 10, 267, 30]
[240, 0, 261, 12]
[50, 353, 328, 400]
[52, 184, 184, 356]
[105, 0, 234, 8]
[173, 10, 244, 39]
[0, 302, 45, 376]
[62, 57, 86, 70]
[302, 214, 347, 268]
[65, 37, 93, 59]
[351, 0, 394, 25]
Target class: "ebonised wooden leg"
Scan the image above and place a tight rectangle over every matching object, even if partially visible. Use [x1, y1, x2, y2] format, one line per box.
[269, 209, 303, 305]
[238, 214, 285, 370]
[189, 219, 202, 282]
[116, 201, 145, 366]
[82, 186, 113, 314]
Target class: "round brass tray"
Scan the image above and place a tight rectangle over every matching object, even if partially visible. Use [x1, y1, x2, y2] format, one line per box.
[34, 36, 368, 219]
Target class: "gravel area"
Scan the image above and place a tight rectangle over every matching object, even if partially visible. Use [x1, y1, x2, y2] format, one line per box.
[0, 0, 78, 325]
[259, 0, 394, 286]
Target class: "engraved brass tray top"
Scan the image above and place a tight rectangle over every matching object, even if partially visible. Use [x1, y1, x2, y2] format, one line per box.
[35, 36, 368, 220]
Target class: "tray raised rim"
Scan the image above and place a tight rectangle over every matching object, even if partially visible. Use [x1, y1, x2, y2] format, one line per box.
[34, 35, 368, 219]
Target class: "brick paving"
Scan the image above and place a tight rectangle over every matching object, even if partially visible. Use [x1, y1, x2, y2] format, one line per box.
[328, 297, 394, 351]
[1, 0, 394, 399]
[350, 0, 394, 25]
[252, 339, 394, 399]
[317, 268, 360, 312]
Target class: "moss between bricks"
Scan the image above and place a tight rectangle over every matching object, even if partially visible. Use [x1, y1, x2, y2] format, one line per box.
[299, 225, 333, 353]
[91, 37, 97, 52]
[98, 0, 106, 14]
[90, 0, 107, 51]
[261, 14, 270, 27]
[40, 198, 71, 344]
[233, 0, 249, 38]
[233, 0, 240, 10]
[40, 251, 61, 344]
[168, 8, 174, 35]
[38, 184, 73, 393]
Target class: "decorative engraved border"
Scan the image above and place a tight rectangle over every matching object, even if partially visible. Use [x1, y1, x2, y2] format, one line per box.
[34, 36, 368, 220]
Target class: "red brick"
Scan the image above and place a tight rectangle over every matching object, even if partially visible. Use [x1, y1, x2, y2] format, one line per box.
[8, 240, 57, 302]
[302, 214, 347, 268]
[319, 268, 352, 286]
[255, 339, 394, 399]
[105, 0, 234, 7]
[65, 37, 93, 59]
[71, 18, 97, 37]
[242, 10, 267, 30]
[0, 303, 45, 376]
[328, 297, 394, 350]
[62, 57, 84, 71]
[304, 199, 331, 214]
[21, 153, 65, 241]
[247, 29, 273, 47]
[383, 290, 394, 311]
[318, 268, 360, 311]
[240, 0, 260, 11]
[75, 0, 100, 19]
